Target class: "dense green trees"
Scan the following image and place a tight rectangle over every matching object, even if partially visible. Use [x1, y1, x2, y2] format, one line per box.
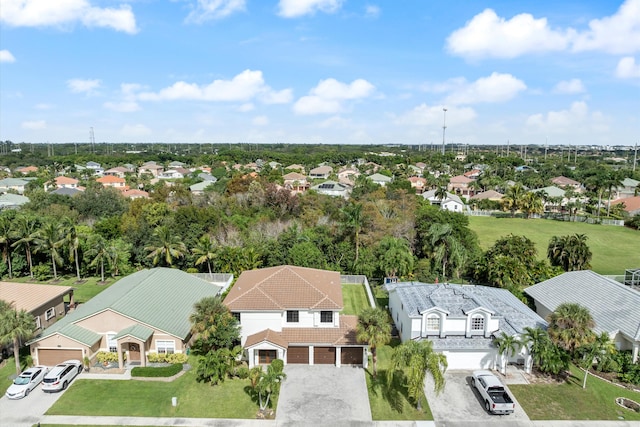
[547, 234, 592, 271]
[0, 301, 35, 375]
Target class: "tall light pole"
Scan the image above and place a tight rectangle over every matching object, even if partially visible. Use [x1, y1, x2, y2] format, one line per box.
[442, 107, 447, 155]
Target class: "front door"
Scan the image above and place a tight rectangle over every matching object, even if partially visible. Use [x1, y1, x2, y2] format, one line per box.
[258, 349, 277, 365]
[129, 343, 140, 361]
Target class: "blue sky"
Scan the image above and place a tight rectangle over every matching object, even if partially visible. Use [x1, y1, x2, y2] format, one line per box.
[1, 0, 639, 145]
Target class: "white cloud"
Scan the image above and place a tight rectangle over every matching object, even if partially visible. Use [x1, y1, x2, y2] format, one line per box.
[21, 120, 46, 130]
[185, 0, 245, 24]
[615, 56, 640, 78]
[67, 78, 101, 94]
[394, 104, 477, 126]
[237, 103, 255, 112]
[121, 124, 151, 136]
[553, 78, 586, 94]
[0, 0, 138, 34]
[138, 69, 290, 104]
[260, 88, 293, 104]
[526, 101, 608, 132]
[440, 72, 527, 105]
[446, 0, 640, 59]
[252, 116, 269, 126]
[35, 103, 54, 110]
[318, 115, 351, 128]
[0, 49, 16, 63]
[293, 78, 375, 115]
[365, 5, 380, 18]
[446, 9, 570, 59]
[104, 101, 140, 112]
[278, 0, 343, 18]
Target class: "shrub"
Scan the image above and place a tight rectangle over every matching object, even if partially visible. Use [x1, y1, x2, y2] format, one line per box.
[33, 264, 52, 281]
[270, 358, 284, 374]
[235, 365, 249, 379]
[131, 363, 183, 377]
[96, 351, 121, 363]
[147, 352, 188, 364]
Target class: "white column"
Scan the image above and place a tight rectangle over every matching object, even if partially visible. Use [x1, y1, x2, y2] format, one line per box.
[309, 345, 314, 365]
[633, 343, 639, 363]
[336, 347, 341, 367]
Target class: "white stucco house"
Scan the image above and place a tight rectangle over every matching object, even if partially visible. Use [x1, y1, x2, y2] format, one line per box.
[525, 270, 640, 363]
[386, 282, 546, 371]
[422, 189, 467, 213]
[310, 180, 351, 198]
[223, 265, 367, 368]
[368, 173, 393, 187]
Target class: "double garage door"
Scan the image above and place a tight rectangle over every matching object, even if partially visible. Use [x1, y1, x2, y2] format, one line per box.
[38, 349, 83, 367]
[286, 346, 363, 365]
[443, 350, 494, 370]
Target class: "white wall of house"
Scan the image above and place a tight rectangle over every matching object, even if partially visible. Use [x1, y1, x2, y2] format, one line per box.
[238, 312, 283, 344]
[442, 200, 464, 212]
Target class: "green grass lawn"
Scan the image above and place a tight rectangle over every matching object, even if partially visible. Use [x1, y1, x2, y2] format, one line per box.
[365, 339, 433, 421]
[46, 366, 268, 419]
[468, 216, 640, 275]
[341, 284, 372, 315]
[510, 365, 640, 421]
[7, 275, 115, 303]
[0, 358, 18, 396]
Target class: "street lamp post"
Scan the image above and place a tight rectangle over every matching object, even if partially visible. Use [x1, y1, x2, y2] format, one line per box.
[442, 107, 447, 155]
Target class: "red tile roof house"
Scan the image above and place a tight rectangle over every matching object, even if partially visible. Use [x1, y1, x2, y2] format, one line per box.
[224, 265, 368, 368]
[447, 175, 476, 197]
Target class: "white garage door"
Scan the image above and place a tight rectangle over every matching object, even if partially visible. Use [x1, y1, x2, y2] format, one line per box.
[442, 350, 494, 370]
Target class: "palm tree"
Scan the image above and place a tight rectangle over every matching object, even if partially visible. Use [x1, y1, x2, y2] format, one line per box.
[578, 332, 615, 389]
[502, 183, 525, 217]
[0, 216, 14, 278]
[493, 332, 521, 375]
[522, 326, 549, 372]
[34, 219, 65, 279]
[547, 234, 592, 272]
[255, 362, 287, 411]
[341, 202, 365, 265]
[189, 296, 239, 353]
[192, 234, 217, 274]
[87, 234, 110, 282]
[145, 225, 187, 267]
[547, 303, 595, 357]
[428, 223, 466, 281]
[11, 214, 38, 278]
[521, 191, 544, 219]
[434, 186, 448, 207]
[0, 301, 36, 375]
[62, 218, 82, 281]
[390, 340, 447, 410]
[356, 307, 391, 378]
[377, 236, 414, 278]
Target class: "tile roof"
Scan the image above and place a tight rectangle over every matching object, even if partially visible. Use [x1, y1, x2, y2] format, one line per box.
[224, 265, 343, 311]
[97, 175, 126, 184]
[0, 282, 74, 313]
[525, 271, 640, 341]
[55, 176, 79, 184]
[470, 190, 504, 200]
[449, 175, 474, 183]
[245, 329, 289, 349]
[551, 176, 580, 186]
[283, 172, 307, 181]
[611, 196, 640, 213]
[246, 315, 360, 347]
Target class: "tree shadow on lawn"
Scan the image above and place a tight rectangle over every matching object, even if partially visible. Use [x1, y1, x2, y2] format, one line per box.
[367, 368, 418, 414]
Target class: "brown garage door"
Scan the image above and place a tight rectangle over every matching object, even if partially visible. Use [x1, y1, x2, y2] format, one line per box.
[287, 346, 309, 364]
[313, 347, 335, 364]
[38, 349, 83, 366]
[341, 347, 363, 365]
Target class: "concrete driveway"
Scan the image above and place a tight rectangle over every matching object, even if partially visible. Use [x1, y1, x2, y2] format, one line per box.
[0, 382, 69, 427]
[276, 365, 372, 427]
[424, 370, 531, 427]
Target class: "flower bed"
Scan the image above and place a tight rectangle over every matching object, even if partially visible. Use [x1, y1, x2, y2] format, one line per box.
[616, 397, 640, 412]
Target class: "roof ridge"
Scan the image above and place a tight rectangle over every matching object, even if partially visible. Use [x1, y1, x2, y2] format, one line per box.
[286, 266, 341, 308]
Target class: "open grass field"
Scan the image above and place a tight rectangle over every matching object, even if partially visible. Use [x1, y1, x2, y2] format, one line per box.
[365, 339, 433, 421]
[46, 366, 267, 419]
[468, 216, 640, 275]
[509, 365, 640, 421]
[341, 283, 372, 315]
[7, 275, 115, 303]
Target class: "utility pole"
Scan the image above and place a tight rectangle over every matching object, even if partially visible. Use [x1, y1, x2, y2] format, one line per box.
[442, 107, 447, 155]
[634, 142, 638, 172]
[545, 137, 548, 161]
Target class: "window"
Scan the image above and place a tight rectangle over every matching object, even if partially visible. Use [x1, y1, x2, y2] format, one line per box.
[287, 310, 299, 323]
[320, 311, 333, 323]
[107, 333, 117, 352]
[45, 307, 55, 321]
[258, 350, 277, 364]
[34, 316, 41, 329]
[426, 316, 440, 331]
[232, 312, 241, 322]
[156, 340, 175, 354]
[471, 316, 484, 331]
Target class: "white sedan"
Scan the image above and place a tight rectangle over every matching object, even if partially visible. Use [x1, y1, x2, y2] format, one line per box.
[5, 366, 49, 399]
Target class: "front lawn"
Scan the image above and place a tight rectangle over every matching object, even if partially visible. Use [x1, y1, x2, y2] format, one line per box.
[341, 283, 371, 315]
[509, 365, 640, 421]
[365, 339, 433, 421]
[46, 365, 268, 419]
[0, 357, 18, 396]
[6, 275, 114, 303]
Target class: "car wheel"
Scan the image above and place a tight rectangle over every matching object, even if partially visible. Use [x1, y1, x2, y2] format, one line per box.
[78, 366, 83, 374]
[62, 381, 68, 390]
[471, 377, 475, 387]
[25, 388, 30, 397]
[485, 400, 491, 412]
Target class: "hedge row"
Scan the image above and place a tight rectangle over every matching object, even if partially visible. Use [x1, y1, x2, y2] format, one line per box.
[131, 363, 183, 377]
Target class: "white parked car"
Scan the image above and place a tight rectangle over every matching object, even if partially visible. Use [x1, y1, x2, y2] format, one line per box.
[42, 360, 83, 393]
[5, 366, 49, 399]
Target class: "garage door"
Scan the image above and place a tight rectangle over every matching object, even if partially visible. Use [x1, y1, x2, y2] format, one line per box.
[443, 350, 494, 370]
[340, 347, 363, 365]
[313, 347, 335, 364]
[287, 346, 309, 364]
[38, 349, 83, 367]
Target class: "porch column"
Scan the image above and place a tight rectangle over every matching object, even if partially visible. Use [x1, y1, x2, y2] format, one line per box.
[633, 343, 639, 363]
[68, 290, 75, 310]
[363, 348, 368, 369]
[118, 345, 124, 369]
[140, 342, 146, 367]
[336, 347, 341, 367]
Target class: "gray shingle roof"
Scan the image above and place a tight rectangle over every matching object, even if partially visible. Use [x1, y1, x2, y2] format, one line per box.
[390, 282, 546, 336]
[525, 270, 640, 341]
[31, 268, 222, 344]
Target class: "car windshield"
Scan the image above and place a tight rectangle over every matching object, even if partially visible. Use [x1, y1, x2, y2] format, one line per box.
[13, 376, 30, 385]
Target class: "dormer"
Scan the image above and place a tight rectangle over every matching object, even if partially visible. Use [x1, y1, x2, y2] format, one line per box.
[420, 307, 449, 338]
[464, 307, 495, 338]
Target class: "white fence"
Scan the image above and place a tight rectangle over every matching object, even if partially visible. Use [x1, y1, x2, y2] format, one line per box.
[341, 274, 376, 308]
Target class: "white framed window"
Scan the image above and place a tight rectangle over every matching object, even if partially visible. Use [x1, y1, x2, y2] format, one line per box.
[425, 316, 440, 331]
[320, 311, 333, 323]
[107, 333, 117, 352]
[34, 316, 41, 329]
[471, 316, 484, 331]
[45, 307, 55, 320]
[156, 340, 175, 354]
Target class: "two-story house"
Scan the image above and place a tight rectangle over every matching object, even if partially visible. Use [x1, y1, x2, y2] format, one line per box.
[387, 282, 546, 371]
[223, 265, 367, 368]
[96, 175, 128, 191]
[309, 165, 333, 180]
[282, 172, 309, 194]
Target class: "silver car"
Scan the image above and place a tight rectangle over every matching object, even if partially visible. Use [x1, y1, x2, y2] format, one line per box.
[42, 360, 82, 392]
[5, 366, 49, 399]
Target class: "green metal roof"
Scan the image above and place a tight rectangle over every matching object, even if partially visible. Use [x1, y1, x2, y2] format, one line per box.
[57, 323, 101, 346]
[31, 268, 222, 343]
[114, 324, 154, 341]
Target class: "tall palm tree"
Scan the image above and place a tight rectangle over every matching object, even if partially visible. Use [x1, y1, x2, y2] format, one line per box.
[255, 362, 287, 411]
[356, 307, 391, 378]
[377, 236, 414, 278]
[0, 301, 36, 375]
[11, 214, 38, 279]
[34, 220, 65, 279]
[62, 218, 82, 281]
[521, 191, 544, 219]
[547, 234, 592, 272]
[341, 202, 365, 265]
[522, 326, 550, 371]
[87, 234, 110, 282]
[502, 183, 525, 217]
[192, 234, 217, 274]
[578, 332, 615, 389]
[428, 223, 466, 281]
[145, 225, 187, 267]
[0, 216, 14, 279]
[547, 303, 595, 356]
[434, 186, 448, 207]
[390, 340, 447, 410]
[493, 332, 521, 375]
